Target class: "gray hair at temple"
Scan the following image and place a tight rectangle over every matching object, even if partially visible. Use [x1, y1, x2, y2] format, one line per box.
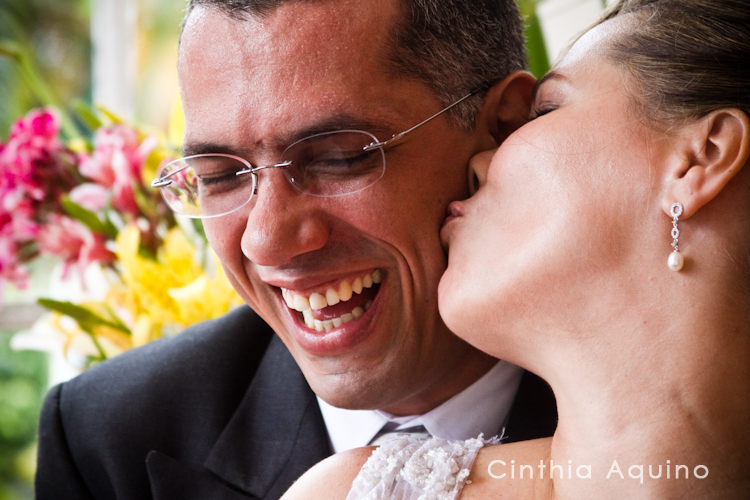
[599, 0, 750, 125]
[182, 0, 528, 129]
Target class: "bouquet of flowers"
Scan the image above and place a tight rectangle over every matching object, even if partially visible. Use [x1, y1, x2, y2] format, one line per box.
[0, 107, 241, 368]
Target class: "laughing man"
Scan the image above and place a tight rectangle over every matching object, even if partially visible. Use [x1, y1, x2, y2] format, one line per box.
[35, 1, 556, 498]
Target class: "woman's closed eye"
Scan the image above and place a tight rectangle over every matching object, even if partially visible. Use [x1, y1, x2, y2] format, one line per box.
[529, 71, 567, 120]
[529, 104, 557, 120]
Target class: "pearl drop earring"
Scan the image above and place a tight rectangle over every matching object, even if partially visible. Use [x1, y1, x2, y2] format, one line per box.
[668, 202, 684, 271]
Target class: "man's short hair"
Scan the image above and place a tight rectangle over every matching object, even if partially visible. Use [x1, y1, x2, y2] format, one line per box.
[183, 0, 528, 129]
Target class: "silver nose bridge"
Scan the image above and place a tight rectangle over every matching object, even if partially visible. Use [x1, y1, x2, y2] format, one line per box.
[236, 160, 293, 195]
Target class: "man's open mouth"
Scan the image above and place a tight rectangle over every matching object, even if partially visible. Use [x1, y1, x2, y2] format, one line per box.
[281, 269, 382, 332]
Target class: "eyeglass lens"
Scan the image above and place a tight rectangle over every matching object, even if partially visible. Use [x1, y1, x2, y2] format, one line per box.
[156, 130, 386, 218]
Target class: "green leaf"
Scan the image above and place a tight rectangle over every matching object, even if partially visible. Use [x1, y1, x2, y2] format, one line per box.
[72, 99, 103, 133]
[37, 298, 130, 362]
[524, 11, 550, 78]
[0, 38, 80, 139]
[0, 39, 23, 60]
[36, 298, 130, 335]
[516, 1, 550, 78]
[61, 196, 118, 238]
[134, 183, 156, 218]
[100, 304, 130, 332]
[96, 106, 126, 125]
[191, 218, 207, 241]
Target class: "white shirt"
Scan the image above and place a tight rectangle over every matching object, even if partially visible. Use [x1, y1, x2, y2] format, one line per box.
[317, 360, 523, 453]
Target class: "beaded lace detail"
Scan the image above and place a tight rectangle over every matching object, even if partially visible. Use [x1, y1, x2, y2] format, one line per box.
[346, 434, 497, 500]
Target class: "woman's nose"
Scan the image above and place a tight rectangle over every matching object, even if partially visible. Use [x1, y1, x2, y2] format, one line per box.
[467, 149, 496, 194]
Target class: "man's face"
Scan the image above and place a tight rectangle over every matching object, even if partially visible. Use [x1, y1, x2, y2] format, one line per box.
[179, 0, 495, 414]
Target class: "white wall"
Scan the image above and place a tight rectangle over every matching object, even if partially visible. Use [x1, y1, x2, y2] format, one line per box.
[91, 0, 138, 120]
[536, 0, 609, 64]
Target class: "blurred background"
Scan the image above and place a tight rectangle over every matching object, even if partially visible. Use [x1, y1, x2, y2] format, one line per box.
[0, 0, 609, 498]
[1, 2, 184, 497]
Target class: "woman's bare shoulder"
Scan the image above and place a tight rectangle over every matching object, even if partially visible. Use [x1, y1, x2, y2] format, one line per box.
[461, 437, 554, 499]
[281, 446, 376, 500]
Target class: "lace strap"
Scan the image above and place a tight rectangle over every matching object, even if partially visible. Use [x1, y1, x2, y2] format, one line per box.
[347, 434, 496, 500]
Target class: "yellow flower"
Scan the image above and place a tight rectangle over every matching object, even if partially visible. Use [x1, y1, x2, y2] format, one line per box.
[112, 223, 240, 341]
[131, 314, 157, 348]
[67, 137, 89, 154]
[168, 253, 241, 325]
[167, 97, 185, 147]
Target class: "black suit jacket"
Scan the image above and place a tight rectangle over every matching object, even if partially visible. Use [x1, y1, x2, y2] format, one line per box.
[36, 306, 556, 499]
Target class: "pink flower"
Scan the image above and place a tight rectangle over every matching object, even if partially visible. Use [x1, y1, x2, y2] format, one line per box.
[69, 183, 111, 213]
[78, 125, 157, 217]
[0, 216, 33, 294]
[0, 193, 40, 279]
[16, 108, 59, 141]
[0, 108, 74, 212]
[0, 202, 39, 241]
[6, 109, 62, 159]
[37, 214, 115, 283]
[1, 109, 63, 173]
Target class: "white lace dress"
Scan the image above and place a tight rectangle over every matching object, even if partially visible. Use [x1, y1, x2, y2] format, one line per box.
[346, 434, 496, 500]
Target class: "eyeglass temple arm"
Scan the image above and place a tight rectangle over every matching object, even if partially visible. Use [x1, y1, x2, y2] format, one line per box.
[151, 159, 294, 188]
[363, 85, 489, 152]
[151, 178, 172, 188]
[236, 160, 293, 175]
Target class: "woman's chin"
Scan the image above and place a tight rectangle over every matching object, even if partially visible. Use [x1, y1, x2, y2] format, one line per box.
[437, 270, 474, 338]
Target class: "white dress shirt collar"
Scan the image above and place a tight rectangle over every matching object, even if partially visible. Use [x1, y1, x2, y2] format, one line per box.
[318, 360, 523, 452]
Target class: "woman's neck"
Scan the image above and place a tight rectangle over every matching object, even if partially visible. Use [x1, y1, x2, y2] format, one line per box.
[541, 294, 750, 498]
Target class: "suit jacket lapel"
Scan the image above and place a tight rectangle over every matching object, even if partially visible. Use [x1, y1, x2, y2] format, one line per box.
[147, 451, 254, 499]
[146, 335, 331, 499]
[144, 323, 555, 497]
[203, 335, 331, 498]
[503, 371, 557, 443]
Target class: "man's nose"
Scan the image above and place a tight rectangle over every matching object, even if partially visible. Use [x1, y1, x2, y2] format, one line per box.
[240, 169, 330, 266]
[467, 149, 495, 194]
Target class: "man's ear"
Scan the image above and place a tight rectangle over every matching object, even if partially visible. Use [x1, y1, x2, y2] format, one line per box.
[478, 71, 535, 145]
[663, 108, 750, 218]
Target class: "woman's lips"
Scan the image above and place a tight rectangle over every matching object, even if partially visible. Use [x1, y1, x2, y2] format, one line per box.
[447, 200, 466, 218]
[440, 201, 465, 246]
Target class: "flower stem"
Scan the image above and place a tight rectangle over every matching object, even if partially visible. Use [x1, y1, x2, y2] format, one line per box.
[86, 331, 109, 362]
[0, 39, 79, 139]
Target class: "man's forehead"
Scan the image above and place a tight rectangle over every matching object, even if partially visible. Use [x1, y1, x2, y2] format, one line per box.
[182, 0, 400, 58]
[179, 0, 404, 108]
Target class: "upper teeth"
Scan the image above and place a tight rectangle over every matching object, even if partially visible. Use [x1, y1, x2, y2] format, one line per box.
[281, 269, 382, 312]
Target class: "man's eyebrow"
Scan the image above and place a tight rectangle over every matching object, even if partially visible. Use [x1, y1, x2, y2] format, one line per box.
[181, 114, 391, 158]
[181, 142, 242, 157]
[287, 114, 391, 142]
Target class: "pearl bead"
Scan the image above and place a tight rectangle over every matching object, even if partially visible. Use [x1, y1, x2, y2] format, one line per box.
[668, 250, 684, 271]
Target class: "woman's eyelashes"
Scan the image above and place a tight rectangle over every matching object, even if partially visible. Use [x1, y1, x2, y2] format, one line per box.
[529, 104, 557, 120]
[529, 82, 564, 120]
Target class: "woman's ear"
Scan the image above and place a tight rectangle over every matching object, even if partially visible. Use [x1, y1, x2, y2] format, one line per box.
[663, 108, 750, 218]
[478, 71, 536, 146]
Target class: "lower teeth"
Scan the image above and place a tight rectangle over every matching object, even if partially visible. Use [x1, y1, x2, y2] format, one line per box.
[303, 300, 373, 332]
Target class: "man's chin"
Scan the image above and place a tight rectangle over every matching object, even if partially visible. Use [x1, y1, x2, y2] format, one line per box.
[311, 379, 389, 411]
